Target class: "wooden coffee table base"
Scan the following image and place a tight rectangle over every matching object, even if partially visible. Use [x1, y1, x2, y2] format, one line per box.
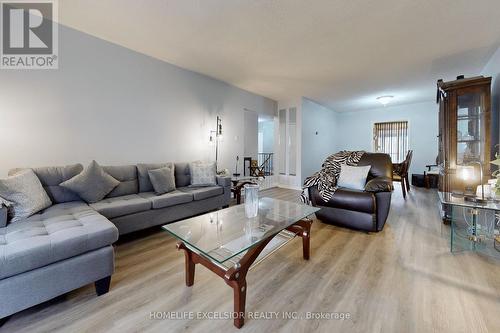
[176, 218, 312, 328]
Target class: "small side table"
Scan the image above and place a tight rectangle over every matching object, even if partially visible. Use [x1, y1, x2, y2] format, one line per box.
[424, 171, 439, 189]
[439, 192, 500, 258]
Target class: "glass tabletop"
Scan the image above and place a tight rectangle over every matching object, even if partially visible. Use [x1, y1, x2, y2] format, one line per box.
[162, 197, 319, 264]
[439, 191, 500, 211]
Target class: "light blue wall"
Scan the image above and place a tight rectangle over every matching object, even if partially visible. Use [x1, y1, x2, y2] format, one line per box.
[482, 46, 500, 158]
[301, 98, 338, 182]
[335, 101, 439, 177]
[300, 49, 500, 184]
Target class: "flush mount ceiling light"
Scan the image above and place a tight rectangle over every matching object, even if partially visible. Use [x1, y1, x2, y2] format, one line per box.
[376, 95, 394, 106]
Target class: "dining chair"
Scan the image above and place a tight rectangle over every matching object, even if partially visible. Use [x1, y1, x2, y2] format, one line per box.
[392, 150, 413, 199]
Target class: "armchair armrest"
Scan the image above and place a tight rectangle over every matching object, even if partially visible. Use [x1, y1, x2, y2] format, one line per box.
[425, 164, 438, 171]
[216, 175, 232, 187]
[365, 176, 393, 193]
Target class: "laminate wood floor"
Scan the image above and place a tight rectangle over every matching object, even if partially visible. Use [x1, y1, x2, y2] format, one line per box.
[3, 186, 500, 333]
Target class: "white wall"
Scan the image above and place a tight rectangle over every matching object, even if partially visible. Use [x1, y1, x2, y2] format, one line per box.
[301, 98, 338, 182]
[335, 101, 439, 176]
[258, 120, 274, 153]
[243, 109, 259, 159]
[0, 24, 276, 176]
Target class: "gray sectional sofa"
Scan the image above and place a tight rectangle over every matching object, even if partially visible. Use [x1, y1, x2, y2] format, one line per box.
[0, 162, 231, 321]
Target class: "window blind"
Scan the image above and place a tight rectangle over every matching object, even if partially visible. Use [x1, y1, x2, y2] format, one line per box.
[373, 121, 409, 163]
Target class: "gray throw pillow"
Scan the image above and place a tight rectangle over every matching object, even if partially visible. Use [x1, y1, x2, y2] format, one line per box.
[337, 164, 371, 190]
[60, 160, 119, 203]
[0, 169, 52, 223]
[137, 162, 174, 192]
[148, 166, 176, 194]
[189, 161, 216, 186]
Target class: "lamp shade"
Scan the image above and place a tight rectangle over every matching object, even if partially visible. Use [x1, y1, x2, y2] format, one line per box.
[459, 165, 475, 181]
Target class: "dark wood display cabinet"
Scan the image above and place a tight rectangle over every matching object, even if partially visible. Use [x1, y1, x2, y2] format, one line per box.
[437, 76, 492, 196]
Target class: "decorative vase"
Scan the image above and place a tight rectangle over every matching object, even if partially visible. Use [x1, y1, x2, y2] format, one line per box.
[244, 184, 259, 218]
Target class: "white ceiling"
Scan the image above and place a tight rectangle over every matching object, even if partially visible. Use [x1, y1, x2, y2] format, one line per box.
[58, 0, 500, 112]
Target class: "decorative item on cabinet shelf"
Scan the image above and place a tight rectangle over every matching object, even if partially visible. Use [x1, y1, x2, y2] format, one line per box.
[490, 145, 500, 196]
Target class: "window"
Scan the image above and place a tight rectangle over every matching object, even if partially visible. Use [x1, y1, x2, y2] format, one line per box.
[373, 121, 409, 163]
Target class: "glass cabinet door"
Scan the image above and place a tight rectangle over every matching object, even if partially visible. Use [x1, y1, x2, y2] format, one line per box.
[456, 91, 486, 167]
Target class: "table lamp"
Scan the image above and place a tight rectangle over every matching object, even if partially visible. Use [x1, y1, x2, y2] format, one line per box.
[460, 161, 486, 203]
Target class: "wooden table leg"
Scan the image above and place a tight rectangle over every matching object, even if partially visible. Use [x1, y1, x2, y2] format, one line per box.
[286, 219, 313, 260]
[302, 224, 311, 260]
[236, 191, 242, 204]
[228, 279, 247, 328]
[175, 218, 313, 328]
[177, 243, 195, 286]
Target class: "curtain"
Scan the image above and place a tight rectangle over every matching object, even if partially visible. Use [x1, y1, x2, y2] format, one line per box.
[373, 121, 408, 163]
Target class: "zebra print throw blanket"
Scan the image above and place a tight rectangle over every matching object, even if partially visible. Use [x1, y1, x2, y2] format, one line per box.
[300, 150, 365, 204]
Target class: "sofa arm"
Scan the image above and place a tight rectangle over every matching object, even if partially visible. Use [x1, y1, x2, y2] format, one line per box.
[365, 176, 393, 193]
[216, 176, 232, 187]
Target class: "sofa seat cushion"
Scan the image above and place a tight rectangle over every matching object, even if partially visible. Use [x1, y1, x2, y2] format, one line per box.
[90, 194, 151, 219]
[0, 201, 118, 279]
[179, 186, 223, 201]
[139, 191, 193, 209]
[310, 187, 375, 214]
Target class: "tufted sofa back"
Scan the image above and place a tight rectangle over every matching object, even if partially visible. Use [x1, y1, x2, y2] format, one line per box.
[8, 162, 197, 204]
[9, 164, 83, 204]
[102, 165, 139, 198]
[174, 162, 191, 188]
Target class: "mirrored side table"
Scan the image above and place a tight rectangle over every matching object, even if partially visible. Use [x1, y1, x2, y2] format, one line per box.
[439, 192, 500, 258]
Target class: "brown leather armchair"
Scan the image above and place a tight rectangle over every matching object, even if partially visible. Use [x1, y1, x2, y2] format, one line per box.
[308, 153, 393, 232]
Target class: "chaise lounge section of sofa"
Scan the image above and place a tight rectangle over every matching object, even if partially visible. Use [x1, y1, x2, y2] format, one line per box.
[0, 162, 231, 321]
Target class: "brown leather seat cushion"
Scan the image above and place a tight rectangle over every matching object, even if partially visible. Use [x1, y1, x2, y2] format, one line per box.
[310, 187, 375, 214]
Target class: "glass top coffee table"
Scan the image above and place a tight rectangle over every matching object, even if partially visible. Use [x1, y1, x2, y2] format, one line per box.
[162, 197, 319, 328]
[439, 192, 500, 257]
